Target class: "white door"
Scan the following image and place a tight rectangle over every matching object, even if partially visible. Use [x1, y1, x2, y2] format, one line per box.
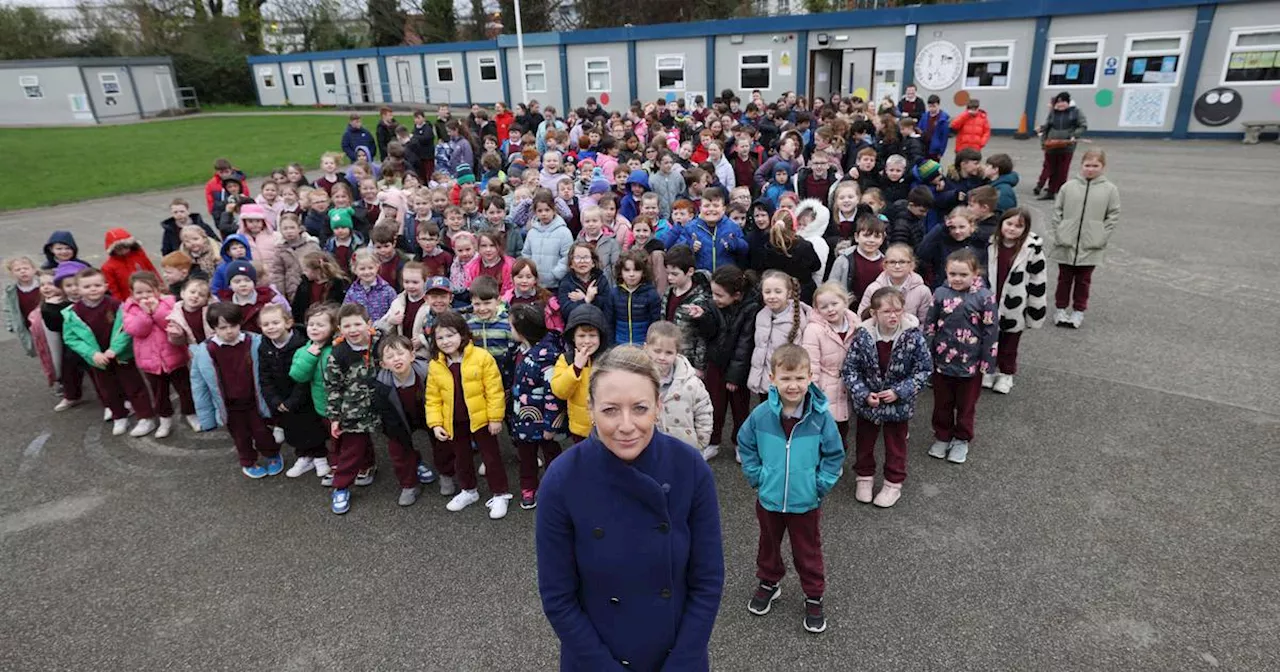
[396, 61, 413, 103]
[156, 73, 175, 109]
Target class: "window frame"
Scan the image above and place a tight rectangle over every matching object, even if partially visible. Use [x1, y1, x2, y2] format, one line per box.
[287, 65, 306, 87]
[435, 57, 455, 83]
[738, 50, 773, 91]
[1121, 31, 1189, 88]
[585, 57, 611, 93]
[1219, 25, 1280, 86]
[319, 65, 337, 87]
[963, 40, 1016, 90]
[656, 54, 686, 91]
[523, 60, 547, 94]
[1043, 36, 1105, 89]
[477, 55, 499, 82]
[98, 72, 121, 95]
[258, 67, 277, 89]
[19, 75, 43, 100]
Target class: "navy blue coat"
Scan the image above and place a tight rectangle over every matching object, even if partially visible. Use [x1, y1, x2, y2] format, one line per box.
[536, 432, 725, 672]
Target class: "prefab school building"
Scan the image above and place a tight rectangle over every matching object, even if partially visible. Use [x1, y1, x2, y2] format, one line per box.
[1, 57, 181, 125]
[246, 0, 1280, 138]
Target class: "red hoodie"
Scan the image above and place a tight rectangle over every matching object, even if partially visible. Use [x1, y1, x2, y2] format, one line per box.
[494, 110, 515, 142]
[101, 228, 157, 300]
[204, 171, 252, 214]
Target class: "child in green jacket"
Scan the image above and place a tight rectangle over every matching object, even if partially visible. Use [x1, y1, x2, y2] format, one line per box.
[289, 303, 338, 479]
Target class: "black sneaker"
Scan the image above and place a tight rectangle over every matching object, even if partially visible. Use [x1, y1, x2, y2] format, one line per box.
[803, 597, 827, 633]
[747, 581, 781, 615]
[1032, 185, 1042, 196]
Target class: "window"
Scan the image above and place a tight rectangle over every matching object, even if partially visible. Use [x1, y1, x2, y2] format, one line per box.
[964, 41, 1014, 88]
[1122, 33, 1187, 86]
[320, 66, 337, 87]
[258, 67, 276, 89]
[98, 72, 120, 95]
[478, 56, 499, 82]
[585, 58, 611, 92]
[1046, 37, 1104, 88]
[19, 75, 43, 99]
[657, 54, 685, 90]
[435, 58, 455, 83]
[287, 66, 305, 87]
[739, 51, 772, 90]
[523, 60, 547, 93]
[753, 0, 768, 15]
[1223, 26, 1280, 85]
[776, 0, 790, 13]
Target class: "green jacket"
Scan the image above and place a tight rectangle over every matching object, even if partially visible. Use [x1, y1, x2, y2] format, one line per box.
[289, 343, 333, 417]
[61, 301, 134, 368]
[1049, 174, 1121, 267]
[3, 283, 34, 357]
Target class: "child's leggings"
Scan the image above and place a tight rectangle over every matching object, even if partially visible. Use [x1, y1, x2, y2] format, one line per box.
[226, 407, 279, 467]
[706, 362, 750, 447]
[854, 418, 908, 484]
[146, 368, 195, 417]
[385, 436, 423, 489]
[931, 373, 982, 442]
[439, 426, 508, 494]
[1054, 264, 1094, 312]
[515, 439, 562, 492]
[95, 362, 155, 421]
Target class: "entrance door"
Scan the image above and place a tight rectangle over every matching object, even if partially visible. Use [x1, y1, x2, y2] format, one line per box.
[156, 72, 175, 110]
[808, 50, 841, 104]
[396, 60, 412, 103]
[356, 63, 372, 103]
[844, 48, 875, 101]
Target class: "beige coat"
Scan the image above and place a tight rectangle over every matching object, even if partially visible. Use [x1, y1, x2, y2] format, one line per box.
[270, 237, 321, 301]
[658, 355, 714, 449]
[1049, 174, 1121, 267]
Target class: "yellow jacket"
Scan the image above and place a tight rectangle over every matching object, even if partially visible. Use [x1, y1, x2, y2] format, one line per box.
[425, 343, 505, 434]
[551, 355, 592, 437]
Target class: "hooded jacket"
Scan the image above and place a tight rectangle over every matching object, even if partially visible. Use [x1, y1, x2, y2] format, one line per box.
[1040, 104, 1088, 152]
[737, 383, 845, 514]
[618, 170, 651, 222]
[211, 234, 254, 294]
[101, 228, 157, 301]
[856, 271, 934, 325]
[708, 289, 761, 388]
[426, 341, 506, 434]
[551, 304, 611, 437]
[606, 280, 662, 346]
[648, 167, 684, 219]
[557, 267, 615, 337]
[840, 313, 932, 425]
[748, 299, 812, 395]
[795, 198, 837, 285]
[665, 272, 721, 372]
[121, 294, 189, 375]
[949, 109, 991, 152]
[41, 231, 87, 270]
[257, 327, 318, 433]
[341, 124, 375, 162]
[658, 354, 714, 449]
[990, 172, 1020, 212]
[989, 232, 1049, 334]
[522, 214, 575, 288]
[1049, 174, 1120, 267]
[160, 213, 218, 257]
[801, 307, 861, 422]
[511, 332, 566, 442]
[372, 358, 429, 444]
[237, 216, 282, 270]
[744, 199, 776, 271]
[270, 236, 321, 301]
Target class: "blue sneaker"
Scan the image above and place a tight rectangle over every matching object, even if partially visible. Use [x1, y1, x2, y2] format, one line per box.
[241, 464, 268, 479]
[331, 488, 351, 515]
[264, 454, 285, 477]
[417, 463, 438, 484]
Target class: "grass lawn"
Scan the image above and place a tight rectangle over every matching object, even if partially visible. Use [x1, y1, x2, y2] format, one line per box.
[0, 113, 385, 211]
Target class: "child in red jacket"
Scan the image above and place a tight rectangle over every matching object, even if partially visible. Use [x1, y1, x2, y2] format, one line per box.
[949, 100, 991, 153]
[101, 228, 158, 300]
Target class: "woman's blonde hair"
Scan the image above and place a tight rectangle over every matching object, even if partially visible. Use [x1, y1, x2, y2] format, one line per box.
[302, 251, 348, 282]
[588, 345, 660, 403]
[769, 211, 797, 256]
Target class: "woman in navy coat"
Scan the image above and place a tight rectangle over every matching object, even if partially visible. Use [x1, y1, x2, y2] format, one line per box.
[536, 345, 725, 671]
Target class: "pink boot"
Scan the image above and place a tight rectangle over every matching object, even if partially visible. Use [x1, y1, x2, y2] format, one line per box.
[854, 476, 874, 503]
[873, 481, 902, 508]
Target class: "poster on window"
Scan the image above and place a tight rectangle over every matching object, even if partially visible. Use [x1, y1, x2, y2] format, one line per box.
[1118, 87, 1170, 127]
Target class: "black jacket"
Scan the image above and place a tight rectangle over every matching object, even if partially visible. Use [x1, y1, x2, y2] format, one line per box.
[883, 200, 925, 250]
[372, 359, 429, 443]
[376, 119, 398, 162]
[161, 213, 219, 256]
[758, 237, 821, 304]
[258, 328, 311, 413]
[291, 277, 350, 323]
[709, 290, 761, 387]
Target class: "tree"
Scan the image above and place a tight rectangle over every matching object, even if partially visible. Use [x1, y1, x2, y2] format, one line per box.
[238, 0, 269, 52]
[419, 0, 456, 43]
[0, 6, 70, 60]
[368, 0, 404, 46]
[467, 0, 488, 40]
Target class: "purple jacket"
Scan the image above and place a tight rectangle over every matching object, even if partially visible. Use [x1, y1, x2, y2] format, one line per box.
[343, 276, 398, 323]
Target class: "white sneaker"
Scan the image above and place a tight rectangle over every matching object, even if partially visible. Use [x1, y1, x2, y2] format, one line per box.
[1069, 310, 1084, 329]
[54, 399, 82, 412]
[992, 374, 1014, 395]
[538, 456, 544, 468]
[154, 416, 173, 438]
[185, 414, 201, 432]
[104, 408, 113, 422]
[129, 418, 157, 437]
[313, 457, 332, 478]
[446, 489, 481, 512]
[982, 373, 995, 389]
[112, 418, 129, 436]
[735, 447, 742, 464]
[287, 457, 316, 478]
[701, 444, 720, 461]
[486, 493, 512, 519]
[272, 426, 286, 444]
[478, 461, 486, 477]
[1054, 308, 1071, 325]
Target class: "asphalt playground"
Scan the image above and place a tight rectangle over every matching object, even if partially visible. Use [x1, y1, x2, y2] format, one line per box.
[1, 137, 1278, 671]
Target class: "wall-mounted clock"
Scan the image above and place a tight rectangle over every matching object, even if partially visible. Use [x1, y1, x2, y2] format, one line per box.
[914, 40, 963, 90]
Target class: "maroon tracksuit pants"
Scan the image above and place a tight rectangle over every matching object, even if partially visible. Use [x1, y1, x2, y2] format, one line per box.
[756, 501, 825, 599]
[1045, 150, 1074, 195]
[226, 407, 279, 467]
[706, 362, 750, 447]
[515, 439, 561, 492]
[333, 431, 376, 489]
[1055, 264, 1094, 312]
[146, 368, 195, 417]
[997, 331, 1022, 375]
[855, 417, 909, 484]
[931, 373, 982, 442]
[94, 362, 155, 421]
[437, 426, 509, 493]
[386, 436, 423, 488]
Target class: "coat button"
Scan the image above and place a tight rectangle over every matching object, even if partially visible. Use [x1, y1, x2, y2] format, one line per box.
[609, 597, 620, 605]
[660, 588, 672, 599]
[593, 527, 604, 539]
[621, 661, 630, 667]
[658, 522, 670, 533]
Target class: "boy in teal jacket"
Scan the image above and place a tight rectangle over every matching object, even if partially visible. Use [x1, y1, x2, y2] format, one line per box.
[737, 343, 844, 635]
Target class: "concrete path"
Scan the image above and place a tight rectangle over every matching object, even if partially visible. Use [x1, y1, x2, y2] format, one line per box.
[1, 137, 1278, 670]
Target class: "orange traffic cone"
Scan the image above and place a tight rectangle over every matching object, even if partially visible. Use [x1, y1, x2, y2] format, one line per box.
[1014, 112, 1031, 140]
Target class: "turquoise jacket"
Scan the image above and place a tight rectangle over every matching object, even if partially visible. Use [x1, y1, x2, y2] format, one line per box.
[737, 384, 845, 514]
[189, 333, 272, 430]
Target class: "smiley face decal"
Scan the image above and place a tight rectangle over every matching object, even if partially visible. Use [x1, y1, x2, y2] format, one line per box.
[1194, 88, 1243, 127]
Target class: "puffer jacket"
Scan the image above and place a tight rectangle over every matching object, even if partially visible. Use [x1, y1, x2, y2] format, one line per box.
[550, 304, 609, 437]
[557, 269, 616, 337]
[511, 333, 566, 442]
[737, 384, 845, 515]
[101, 228, 157, 301]
[949, 109, 991, 152]
[658, 355, 714, 449]
[289, 342, 333, 417]
[426, 341, 505, 434]
[990, 172, 1020, 212]
[211, 234, 254, 294]
[801, 308, 860, 422]
[856, 271, 934, 324]
[164, 300, 211, 347]
[648, 168, 684, 218]
[464, 254, 516, 297]
[668, 217, 749, 272]
[708, 290, 761, 387]
[748, 300, 812, 394]
[924, 284, 998, 378]
[522, 215, 575, 287]
[257, 327, 311, 415]
[121, 295, 189, 375]
[270, 236, 321, 301]
[237, 219, 282, 268]
[62, 297, 133, 368]
[840, 313, 932, 425]
[1049, 174, 1121, 267]
[665, 272, 721, 372]
[189, 334, 272, 429]
[618, 170, 651, 222]
[1040, 104, 1088, 153]
[324, 333, 381, 433]
[343, 276, 397, 323]
[795, 198, 836, 284]
[756, 235, 820, 305]
[606, 281, 662, 346]
[989, 232, 1048, 334]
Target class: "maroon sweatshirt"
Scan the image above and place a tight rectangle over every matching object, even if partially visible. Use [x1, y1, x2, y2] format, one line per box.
[208, 338, 256, 410]
[73, 297, 120, 349]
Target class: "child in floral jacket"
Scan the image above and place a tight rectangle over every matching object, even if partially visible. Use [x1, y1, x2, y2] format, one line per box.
[509, 303, 566, 510]
[923, 249, 997, 466]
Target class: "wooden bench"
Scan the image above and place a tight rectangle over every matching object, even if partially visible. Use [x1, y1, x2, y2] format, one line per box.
[1241, 121, 1280, 144]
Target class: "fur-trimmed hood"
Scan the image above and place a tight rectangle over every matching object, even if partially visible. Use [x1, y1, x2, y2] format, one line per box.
[794, 198, 831, 241]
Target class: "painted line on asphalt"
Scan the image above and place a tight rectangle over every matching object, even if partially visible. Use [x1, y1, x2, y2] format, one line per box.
[16, 430, 52, 476]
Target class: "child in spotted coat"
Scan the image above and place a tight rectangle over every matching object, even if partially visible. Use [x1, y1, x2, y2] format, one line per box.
[923, 249, 997, 465]
[983, 207, 1047, 395]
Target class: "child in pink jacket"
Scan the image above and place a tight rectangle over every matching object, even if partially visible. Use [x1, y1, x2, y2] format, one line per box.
[122, 271, 195, 438]
[802, 283, 861, 440]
